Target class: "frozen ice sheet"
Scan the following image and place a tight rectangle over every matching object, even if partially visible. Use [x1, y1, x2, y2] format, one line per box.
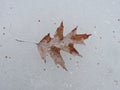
[0, 0, 120, 90]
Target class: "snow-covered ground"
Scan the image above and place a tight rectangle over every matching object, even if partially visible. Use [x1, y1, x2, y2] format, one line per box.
[0, 0, 120, 90]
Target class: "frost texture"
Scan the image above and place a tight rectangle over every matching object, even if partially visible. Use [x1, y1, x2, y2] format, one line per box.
[37, 22, 91, 71]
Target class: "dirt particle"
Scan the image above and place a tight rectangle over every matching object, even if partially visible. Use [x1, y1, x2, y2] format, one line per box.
[3, 33, 5, 35]
[38, 20, 40, 22]
[3, 27, 6, 29]
[5, 56, 8, 58]
[118, 19, 120, 21]
[54, 22, 56, 25]
[94, 26, 96, 28]
[113, 30, 115, 33]
[57, 65, 59, 68]
[43, 68, 46, 71]
[99, 36, 102, 39]
[69, 58, 72, 60]
[97, 62, 100, 65]
[9, 57, 11, 59]
[5, 56, 11, 59]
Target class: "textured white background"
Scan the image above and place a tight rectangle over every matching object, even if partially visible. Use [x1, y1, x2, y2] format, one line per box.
[0, 0, 120, 90]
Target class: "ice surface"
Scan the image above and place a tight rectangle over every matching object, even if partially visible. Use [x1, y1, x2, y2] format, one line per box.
[0, 0, 120, 90]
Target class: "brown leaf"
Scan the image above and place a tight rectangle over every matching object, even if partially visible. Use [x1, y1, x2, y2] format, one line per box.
[37, 45, 47, 63]
[66, 26, 78, 37]
[40, 33, 51, 43]
[68, 43, 82, 57]
[71, 34, 92, 40]
[54, 21, 64, 40]
[49, 46, 68, 71]
[37, 21, 91, 71]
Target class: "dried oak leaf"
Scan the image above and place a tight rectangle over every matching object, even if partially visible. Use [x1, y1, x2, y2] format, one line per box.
[37, 22, 91, 71]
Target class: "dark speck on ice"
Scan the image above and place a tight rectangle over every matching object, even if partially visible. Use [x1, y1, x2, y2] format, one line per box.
[5, 56, 8, 58]
[38, 20, 40, 22]
[3, 27, 6, 29]
[3, 33, 5, 35]
[43, 68, 46, 71]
